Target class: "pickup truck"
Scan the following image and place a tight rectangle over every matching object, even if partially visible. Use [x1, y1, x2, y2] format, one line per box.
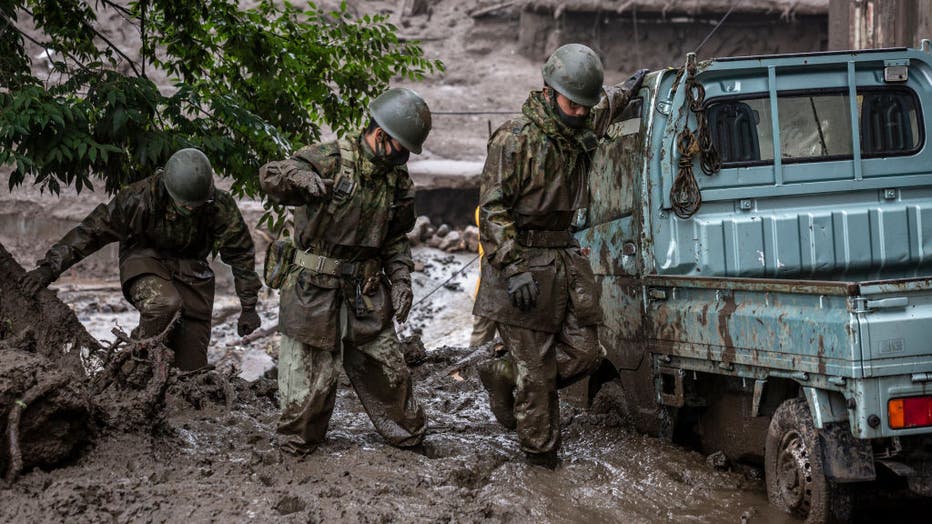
[579, 42, 932, 521]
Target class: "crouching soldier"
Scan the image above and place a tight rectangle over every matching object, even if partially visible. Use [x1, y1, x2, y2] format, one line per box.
[474, 44, 647, 467]
[20, 148, 263, 370]
[259, 88, 430, 455]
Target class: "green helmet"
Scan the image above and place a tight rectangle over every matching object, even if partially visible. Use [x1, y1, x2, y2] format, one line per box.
[368, 87, 432, 154]
[163, 148, 214, 206]
[542, 43, 605, 107]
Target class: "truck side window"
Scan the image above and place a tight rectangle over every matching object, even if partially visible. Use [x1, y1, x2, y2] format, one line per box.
[860, 91, 921, 154]
[706, 87, 923, 167]
[779, 93, 852, 159]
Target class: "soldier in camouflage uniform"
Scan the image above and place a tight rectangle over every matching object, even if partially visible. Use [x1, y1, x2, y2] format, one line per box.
[20, 148, 263, 370]
[259, 88, 431, 455]
[474, 44, 647, 467]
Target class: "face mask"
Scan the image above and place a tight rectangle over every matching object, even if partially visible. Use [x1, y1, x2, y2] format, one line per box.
[376, 132, 410, 166]
[549, 89, 588, 129]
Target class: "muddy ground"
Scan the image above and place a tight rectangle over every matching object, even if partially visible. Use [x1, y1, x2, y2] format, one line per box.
[1, 247, 785, 523]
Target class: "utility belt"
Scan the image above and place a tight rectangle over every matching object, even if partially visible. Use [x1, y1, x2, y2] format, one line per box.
[293, 250, 381, 279]
[516, 229, 576, 248]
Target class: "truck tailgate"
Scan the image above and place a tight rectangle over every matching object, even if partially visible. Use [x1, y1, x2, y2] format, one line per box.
[859, 278, 932, 377]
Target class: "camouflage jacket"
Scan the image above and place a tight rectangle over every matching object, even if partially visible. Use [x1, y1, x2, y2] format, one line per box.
[37, 173, 261, 309]
[260, 135, 416, 349]
[474, 83, 637, 331]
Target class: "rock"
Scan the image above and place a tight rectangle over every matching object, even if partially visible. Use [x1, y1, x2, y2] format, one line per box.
[407, 216, 433, 245]
[706, 450, 728, 470]
[435, 224, 451, 238]
[439, 230, 464, 252]
[426, 234, 443, 248]
[413, 260, 426, 272]
[463, 225, 480, 252]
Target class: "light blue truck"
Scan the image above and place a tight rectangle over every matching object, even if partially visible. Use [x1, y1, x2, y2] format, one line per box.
[580, 42, 932, 521]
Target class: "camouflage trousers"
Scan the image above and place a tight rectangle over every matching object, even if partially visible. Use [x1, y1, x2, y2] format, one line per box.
[491, 301, 604, 455]
[126, 274, 213, 371]
[276, 304, 426, 455]
[470, 315, 498, 347]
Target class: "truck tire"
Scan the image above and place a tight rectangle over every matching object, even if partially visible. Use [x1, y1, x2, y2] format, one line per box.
[765, 398, 851, 523]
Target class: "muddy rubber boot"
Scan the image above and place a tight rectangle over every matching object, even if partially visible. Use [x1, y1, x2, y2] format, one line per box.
[477, 353, 517, 430]
[525, 450, 561, 470]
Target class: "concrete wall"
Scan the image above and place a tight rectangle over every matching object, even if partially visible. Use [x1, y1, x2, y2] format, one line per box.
[519, 10, 829, 73]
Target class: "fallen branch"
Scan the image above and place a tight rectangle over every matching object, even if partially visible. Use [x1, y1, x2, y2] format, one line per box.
[4, 376, 69, 485]
[94, 310, 182, 394]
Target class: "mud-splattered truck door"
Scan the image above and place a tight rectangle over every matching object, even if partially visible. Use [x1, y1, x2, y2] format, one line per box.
[580, 42, 932, 521]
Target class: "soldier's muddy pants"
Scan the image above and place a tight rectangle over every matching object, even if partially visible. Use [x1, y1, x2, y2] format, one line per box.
[126, 274, 214, 371]
[276, 304, 426, 454]
[497, 299, 602, 456]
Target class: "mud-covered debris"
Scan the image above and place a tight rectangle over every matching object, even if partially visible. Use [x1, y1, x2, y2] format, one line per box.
[0, 347, 93, 484]
[435, 223, 451, 238]
[401, 334, 428, 367]
[707, 450, 729, 470]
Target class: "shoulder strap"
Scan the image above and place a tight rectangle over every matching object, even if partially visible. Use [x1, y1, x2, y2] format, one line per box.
[326, 138, 359, 215]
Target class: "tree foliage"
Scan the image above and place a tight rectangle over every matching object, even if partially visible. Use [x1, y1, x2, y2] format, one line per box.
[0, 0, 442, 206]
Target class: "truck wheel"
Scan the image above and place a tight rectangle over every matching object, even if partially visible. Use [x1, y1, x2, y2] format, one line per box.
[765, 398, 850, 523]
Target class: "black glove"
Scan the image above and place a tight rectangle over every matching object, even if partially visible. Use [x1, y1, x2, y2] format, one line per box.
[507, 272, 539, 312]
[21, 266, 55, 296]
[237, 307, 261, 337]
[391, 282, 413, 323]
[622, 68, 650, 95]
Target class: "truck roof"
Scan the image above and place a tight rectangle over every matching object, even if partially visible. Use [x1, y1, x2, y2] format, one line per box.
[713, 47, 909, 63]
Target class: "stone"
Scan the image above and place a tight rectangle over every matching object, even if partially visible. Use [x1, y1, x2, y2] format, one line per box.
[439, 230, 464, 252]
[463, 225, 480, 252]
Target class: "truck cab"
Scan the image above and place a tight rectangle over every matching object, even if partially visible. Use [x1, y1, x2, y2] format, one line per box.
[581, 42, 932, 521]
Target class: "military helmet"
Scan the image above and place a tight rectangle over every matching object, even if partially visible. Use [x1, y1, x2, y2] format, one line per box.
[542, 43, 605, 108]
[368, 87, 432, 154]
[163, 148, 214, 206]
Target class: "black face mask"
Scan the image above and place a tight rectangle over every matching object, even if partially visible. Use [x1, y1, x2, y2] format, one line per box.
[376, 133, 410, 166]
[548, 89, 588, 129]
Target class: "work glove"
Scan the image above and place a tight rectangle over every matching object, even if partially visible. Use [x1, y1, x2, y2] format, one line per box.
[507, 272, 539, 312]
[622, 68, 650, 96]
[391, 282, 413, 323]
[20, 266, 55, 296]
[283, 164, 329, 198]
[237, 307, 261, 337]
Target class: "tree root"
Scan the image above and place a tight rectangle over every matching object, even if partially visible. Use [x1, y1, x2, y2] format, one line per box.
[4, 376, 69, 485]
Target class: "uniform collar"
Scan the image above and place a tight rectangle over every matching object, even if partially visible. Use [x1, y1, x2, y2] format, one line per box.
[523, 91, 597, 150]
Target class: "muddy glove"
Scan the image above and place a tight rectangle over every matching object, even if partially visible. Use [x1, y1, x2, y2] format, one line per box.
[622, 68, 650, 95]
[507, 272, 539, 312]
[284, 164, 329, 198]
[20, 266, 55, 296]
[391, 282, 413, 323]
[237, 307, 261, 337]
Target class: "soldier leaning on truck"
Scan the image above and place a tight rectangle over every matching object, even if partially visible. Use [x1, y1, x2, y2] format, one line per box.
[259, 88, 431, 455]
[474, 43, 648, 467]
[19, 148, 263, 371]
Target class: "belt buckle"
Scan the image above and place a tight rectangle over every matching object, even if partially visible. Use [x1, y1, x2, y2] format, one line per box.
[315, 255, 326, 273]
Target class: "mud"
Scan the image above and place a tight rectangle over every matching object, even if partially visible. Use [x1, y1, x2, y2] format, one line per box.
[0, 343, 784, 523]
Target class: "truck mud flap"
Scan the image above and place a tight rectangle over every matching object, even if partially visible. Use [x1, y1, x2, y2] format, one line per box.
[819, 423, 876, 482]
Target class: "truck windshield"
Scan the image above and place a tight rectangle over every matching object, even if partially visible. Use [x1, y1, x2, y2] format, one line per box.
[707, 88, 922, 166]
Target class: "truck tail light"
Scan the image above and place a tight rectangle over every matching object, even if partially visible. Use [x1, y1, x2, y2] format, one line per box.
[888, 396, 932, 429]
